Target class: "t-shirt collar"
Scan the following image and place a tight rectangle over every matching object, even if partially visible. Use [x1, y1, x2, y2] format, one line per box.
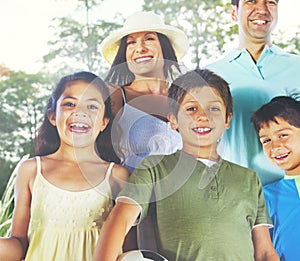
[284, 174, 300, 197]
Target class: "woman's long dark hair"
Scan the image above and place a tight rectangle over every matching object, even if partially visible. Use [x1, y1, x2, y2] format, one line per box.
[104, 32, 182, 86]
[35, 71, 112, 159]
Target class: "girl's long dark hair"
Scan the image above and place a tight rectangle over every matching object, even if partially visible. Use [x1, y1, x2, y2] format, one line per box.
[35, 71, 112, 159]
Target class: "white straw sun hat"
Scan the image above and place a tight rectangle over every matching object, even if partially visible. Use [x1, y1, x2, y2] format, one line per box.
[100, 11, 189, 64]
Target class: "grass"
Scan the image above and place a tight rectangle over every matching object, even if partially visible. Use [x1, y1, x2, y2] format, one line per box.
[0, 155, 29, 237]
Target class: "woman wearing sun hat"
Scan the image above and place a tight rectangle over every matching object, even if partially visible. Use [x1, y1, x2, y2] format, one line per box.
[100, 10, 188, 169]
[99, 10, 189, 251]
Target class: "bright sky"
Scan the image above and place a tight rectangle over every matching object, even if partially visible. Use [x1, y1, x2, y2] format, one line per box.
[0, 0, 299, 73]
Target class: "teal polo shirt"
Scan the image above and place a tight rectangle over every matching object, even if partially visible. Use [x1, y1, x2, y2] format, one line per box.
[206, 45, 300, 185]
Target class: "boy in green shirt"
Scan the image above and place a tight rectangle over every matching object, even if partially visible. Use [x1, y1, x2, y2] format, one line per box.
[93, 69, 279, 261]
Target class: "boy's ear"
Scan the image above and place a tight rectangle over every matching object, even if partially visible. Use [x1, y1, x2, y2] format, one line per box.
[225, 112, 233, 130]
[100, 118, 110, 132]
[230, 4, 238, 22]
[48, 111, 56, 126]
[167, 113, 178, 130]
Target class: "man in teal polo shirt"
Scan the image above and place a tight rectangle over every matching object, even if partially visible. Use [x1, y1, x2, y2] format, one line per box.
[206, 0, 300, 185]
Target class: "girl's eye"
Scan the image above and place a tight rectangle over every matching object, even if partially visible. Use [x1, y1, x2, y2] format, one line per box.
[87, 104, 99, 110]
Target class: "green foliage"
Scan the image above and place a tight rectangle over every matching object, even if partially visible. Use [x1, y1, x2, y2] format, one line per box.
[0, 71, 50, 161]
[273, 27, 300, 55]
[0, 155, 29, 237]
[143, 0, 235, 68]
[42, 0, 122, 76]
[0, 70, 51, 196]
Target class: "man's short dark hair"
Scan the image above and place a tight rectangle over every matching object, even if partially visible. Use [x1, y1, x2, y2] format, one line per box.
[231, 0, 238, 5]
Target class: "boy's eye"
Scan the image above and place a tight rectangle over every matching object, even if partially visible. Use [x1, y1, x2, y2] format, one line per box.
[261, 138, 271, 145]
[186, 106, 197, 112]
[279, 133, 288, 139]
[209, 106, 220, 112]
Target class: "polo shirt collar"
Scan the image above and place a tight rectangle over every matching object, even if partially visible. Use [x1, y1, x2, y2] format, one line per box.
[226, 44, 285, 63]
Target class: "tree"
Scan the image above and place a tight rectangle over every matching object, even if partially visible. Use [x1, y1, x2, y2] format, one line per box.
[273, 26, 300, 55]
[0, 70, 51, 195]
[43, 0, 122, 76]
[142, 0, 237, 68]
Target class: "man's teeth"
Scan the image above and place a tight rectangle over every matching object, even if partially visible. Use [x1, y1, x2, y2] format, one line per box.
[253, 20, 266, 25]
[275, 153, 289, 159]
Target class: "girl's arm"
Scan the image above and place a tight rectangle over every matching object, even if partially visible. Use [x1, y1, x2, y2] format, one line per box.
[93, 199, 140, 261]
[0, 159, 35, 260]
[252, 225, 279, 261]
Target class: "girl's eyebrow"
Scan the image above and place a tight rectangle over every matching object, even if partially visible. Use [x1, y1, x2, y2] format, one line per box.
[62, 96, 102, 103]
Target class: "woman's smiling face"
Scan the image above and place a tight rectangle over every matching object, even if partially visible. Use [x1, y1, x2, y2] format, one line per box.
[125, 31, 165, 79]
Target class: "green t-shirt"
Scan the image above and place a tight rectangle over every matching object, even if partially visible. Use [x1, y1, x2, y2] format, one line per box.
[118, 150, 271, 261]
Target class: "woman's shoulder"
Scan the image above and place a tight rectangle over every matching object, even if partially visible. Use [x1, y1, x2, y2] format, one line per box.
[110, 162, 130, 182]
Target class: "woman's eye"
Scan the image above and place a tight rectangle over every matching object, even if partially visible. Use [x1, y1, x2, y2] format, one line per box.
[126, 40, 135, 45]
[145, 37, 155, 41]
[64, 102, 75, 107]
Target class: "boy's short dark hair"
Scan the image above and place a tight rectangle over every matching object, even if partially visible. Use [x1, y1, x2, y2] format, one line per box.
[168, 68, 232, 118]
[251, 95, 300, 134]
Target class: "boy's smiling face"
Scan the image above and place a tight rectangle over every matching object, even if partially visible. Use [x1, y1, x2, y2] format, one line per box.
[169, 86, 231, 160]
[259, 117, 300, 176]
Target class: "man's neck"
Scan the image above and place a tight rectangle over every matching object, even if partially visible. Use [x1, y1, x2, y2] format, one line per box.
[238, 38, 272, 63]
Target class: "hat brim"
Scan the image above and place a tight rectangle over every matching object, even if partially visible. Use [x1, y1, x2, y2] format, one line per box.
[100, 24, 189, 65]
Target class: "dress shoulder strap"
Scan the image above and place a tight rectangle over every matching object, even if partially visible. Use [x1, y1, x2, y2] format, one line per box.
[105, 162, 115, 181]
[120, 87, 127, 104]
[35, 156, 41, 175]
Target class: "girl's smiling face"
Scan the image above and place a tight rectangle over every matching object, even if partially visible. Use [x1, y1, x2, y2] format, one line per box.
[259, 117, 300, 176]
[49, 81, 109, 149]
[169, 86, 231, 160]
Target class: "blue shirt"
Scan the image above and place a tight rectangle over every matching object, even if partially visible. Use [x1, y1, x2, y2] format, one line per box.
[206, 45, 300, 185]
[263, 178, 300, 261]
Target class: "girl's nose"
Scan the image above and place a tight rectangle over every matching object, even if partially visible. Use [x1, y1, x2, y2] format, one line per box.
[74, 111, 87, 117]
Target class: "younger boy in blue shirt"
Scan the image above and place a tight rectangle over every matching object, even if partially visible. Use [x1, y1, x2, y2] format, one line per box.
[252, 96, 300, 261]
